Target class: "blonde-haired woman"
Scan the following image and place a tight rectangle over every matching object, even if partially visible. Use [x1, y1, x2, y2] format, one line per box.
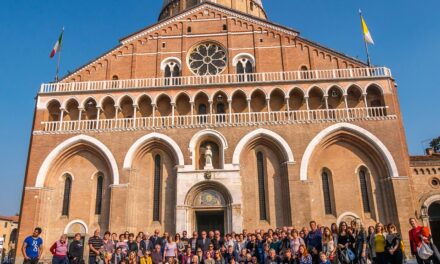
[353, 219, 369, 264]
[370, 223, 387, 264]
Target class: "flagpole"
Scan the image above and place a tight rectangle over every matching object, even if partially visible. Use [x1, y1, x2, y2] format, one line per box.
[359, 10, 372, 67]
[55, 27, 64, 82]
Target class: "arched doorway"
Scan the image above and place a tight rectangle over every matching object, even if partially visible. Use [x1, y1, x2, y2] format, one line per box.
[429, 202, 440, 249]
[184, 182, 233, 235]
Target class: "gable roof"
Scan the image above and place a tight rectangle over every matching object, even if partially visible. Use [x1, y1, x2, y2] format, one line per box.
[121, 1, 298, 44]
[59, 1, 367, 82]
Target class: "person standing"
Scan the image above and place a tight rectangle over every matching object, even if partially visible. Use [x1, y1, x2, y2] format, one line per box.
[353, 219, 368, 264]
[306, 221, 322, 264]
[385, 224, 403, 264]
[197, 231, 211, 254]
[409, 218, 432, 264]
[69, 233, 85, 264]
[188, 232, 199, 254]
[321, 227, 336, 264]
[22, 227, 43, 264]
[89, 229, 104, 264]
[102, 232, 115, 254]
[163, 236, 177, 261]
[370, 223, 387, 264]
[49, 234, 68, 264]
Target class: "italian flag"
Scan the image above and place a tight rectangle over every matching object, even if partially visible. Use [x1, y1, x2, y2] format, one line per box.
[50, 29, 64, 58]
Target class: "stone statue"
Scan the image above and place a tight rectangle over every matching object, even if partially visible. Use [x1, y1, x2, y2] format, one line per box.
[204, 145, 214, 170]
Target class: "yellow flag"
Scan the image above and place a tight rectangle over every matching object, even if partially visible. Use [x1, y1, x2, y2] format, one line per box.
[361, 15, 374, 45]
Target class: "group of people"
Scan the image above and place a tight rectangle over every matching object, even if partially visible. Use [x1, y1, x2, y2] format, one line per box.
[21, 218, 439, 264]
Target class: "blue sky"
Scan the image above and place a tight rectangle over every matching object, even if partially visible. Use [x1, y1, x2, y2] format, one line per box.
[0, 0, 439, 216]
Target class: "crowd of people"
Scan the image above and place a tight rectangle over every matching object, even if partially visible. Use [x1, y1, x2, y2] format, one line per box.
[21, 218, 439, 264]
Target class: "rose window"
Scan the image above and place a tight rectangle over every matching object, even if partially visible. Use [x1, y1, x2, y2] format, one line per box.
[188, 42, 227, 76]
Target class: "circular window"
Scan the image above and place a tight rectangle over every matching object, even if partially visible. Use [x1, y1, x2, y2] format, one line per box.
[431, 177, 440, 188]
[188, 42, 227, 76]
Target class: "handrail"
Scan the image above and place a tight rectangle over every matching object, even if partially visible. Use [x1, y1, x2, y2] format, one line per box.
[39, 107, 394, 133]
[39, 67, 392, 94]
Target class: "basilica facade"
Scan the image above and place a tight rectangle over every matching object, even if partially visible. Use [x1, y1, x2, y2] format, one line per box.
[17, 0, 440, 260]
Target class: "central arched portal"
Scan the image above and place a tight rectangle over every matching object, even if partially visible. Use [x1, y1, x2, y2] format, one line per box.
[429, 202, 440, 249]
[183, 181, 234, 235]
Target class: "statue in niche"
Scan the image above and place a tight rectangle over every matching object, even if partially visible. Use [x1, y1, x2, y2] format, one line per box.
[204, 144, 214, 170]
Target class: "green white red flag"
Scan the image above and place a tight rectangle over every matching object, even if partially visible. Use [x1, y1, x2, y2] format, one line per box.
[50, 29, 64, 58]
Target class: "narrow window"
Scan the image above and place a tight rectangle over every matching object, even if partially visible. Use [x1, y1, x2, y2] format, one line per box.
[95, 175, 104, 215]
[198, 104, 207, 123]
[187, 26, 192, 33]
[62, 175, 72, 216]
[321, 171, 333, 215]
[359, 169, 371, 213]
[257, 152, 267, 220]
[153, 155, 161, 221]
[223, 24, 227, 31]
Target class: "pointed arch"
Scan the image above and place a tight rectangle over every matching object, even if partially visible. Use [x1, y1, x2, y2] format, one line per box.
[35, 135, 120, 187]
[300, 123, 399, 181]
[117, 94, 135, 108]
[233, 128, 294, 164]
[81, 96, 97, 109]
[123, 132, 184, 169]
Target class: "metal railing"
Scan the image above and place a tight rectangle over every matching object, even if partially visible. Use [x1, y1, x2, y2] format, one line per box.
[40, 67, 392, 94]
[39, 107, 394, 134]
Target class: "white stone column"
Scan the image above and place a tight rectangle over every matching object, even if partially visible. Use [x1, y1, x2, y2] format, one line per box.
[228, 99, 232, 123]
[305, 96, 310, 120]
[96, 107, 101, 130]
[171, 103, 176, 126]
[343, 94, 350, 118]
[59, 108, 65, 131]
[151, 104, 157, 128]
[77, 108, 84, 130]
[115, 106, 120, 120]
[190, 101, 194, 126]
[363, 93, 369, 117]
[133, 104, 138, 128]
[247, 99, 251, 122]
[209, 100, 213, 124]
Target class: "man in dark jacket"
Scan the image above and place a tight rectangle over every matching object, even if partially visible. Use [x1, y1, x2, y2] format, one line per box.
[149, 230, 163, 248]
[188, 232, 199, 254]
[197, 231, 211, 253]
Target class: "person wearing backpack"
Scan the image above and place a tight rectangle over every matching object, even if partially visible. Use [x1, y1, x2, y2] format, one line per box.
[409, 218, 434, 264]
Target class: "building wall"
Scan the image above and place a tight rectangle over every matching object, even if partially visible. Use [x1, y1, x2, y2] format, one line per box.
[17, 2, 421, 262]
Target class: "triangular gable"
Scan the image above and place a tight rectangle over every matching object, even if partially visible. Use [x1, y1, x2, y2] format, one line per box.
[120, 1, 299, 45]
[60, 1, 367, 82]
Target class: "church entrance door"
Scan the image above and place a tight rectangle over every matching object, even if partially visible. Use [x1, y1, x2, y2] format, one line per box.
[196, 211, 225, 235]
[429, 202, 440, 249]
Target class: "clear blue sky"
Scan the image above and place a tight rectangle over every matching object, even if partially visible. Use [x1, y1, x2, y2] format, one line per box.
[0, 0, 439, 216]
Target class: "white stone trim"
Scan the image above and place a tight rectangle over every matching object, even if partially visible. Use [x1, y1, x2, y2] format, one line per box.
[300, 123, 399, 181]
[160, 57, 182, 71]
[232, 128, 295, 164]
[63, 219, 89, 234]
[123, 132, 185, 169]
[232, 53, 255, 67]
[188, 129, 229, 169]
[35, 135, 120, 187]
[336, 212, 361, 226]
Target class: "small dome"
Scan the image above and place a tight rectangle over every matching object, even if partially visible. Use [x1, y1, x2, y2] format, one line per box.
[159, 0, 266, 21]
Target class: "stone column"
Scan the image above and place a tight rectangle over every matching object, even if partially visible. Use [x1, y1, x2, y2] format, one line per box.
[59, 108, 65, 131]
